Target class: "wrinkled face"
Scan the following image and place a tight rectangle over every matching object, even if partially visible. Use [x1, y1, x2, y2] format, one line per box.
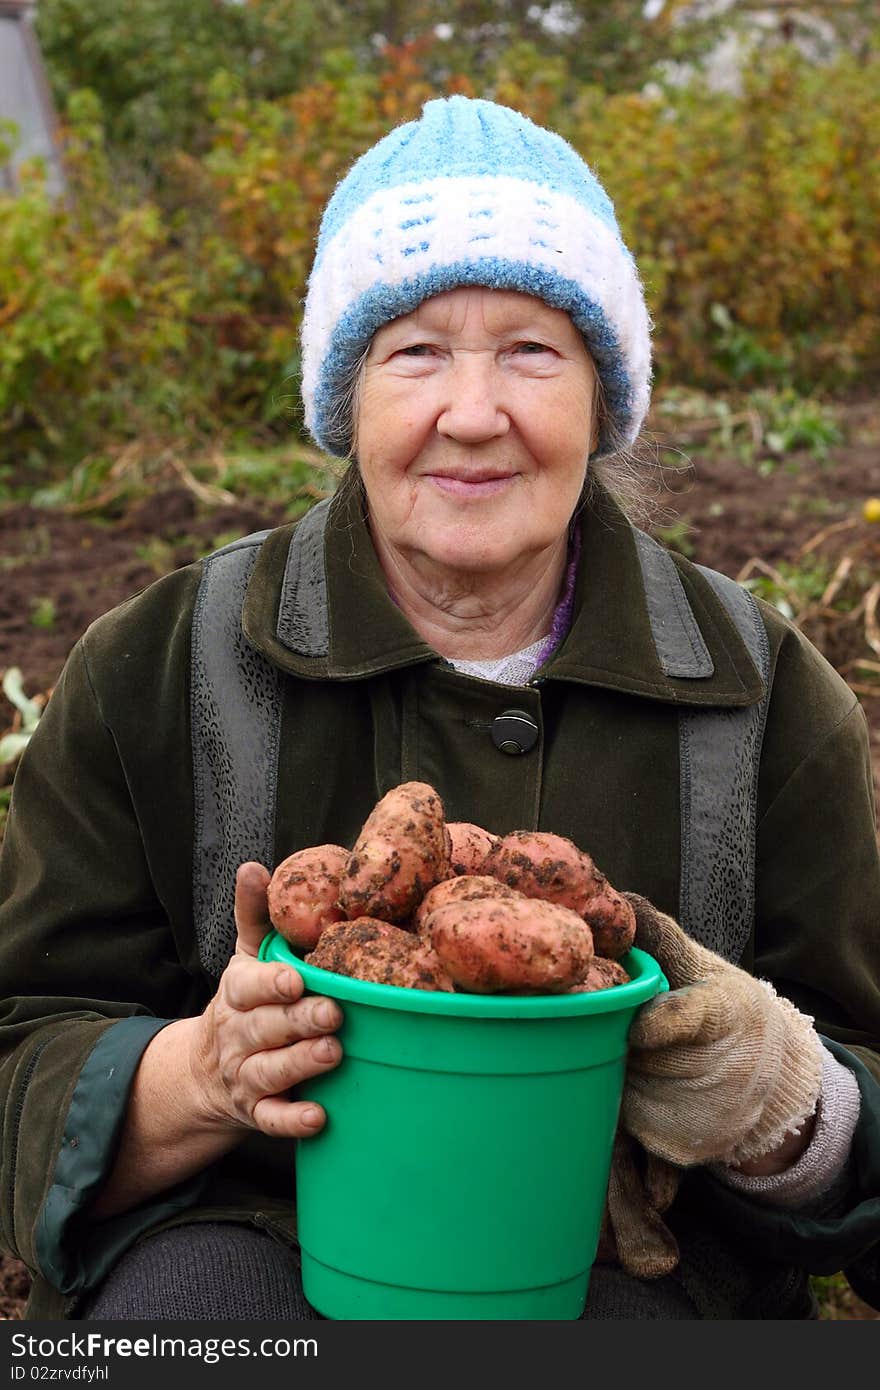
[355, 287, 598, 579]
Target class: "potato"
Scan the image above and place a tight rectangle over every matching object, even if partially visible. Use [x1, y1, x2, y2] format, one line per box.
[338, 781, 451, 924]
[483, 830, 602, 915]
[390, 941, 456, 992]
[412, 873, 523, 934]
[266, 844, 348, 952]
[567, 955, 631, 992]
[426, 895, 594, 994]
[446, 822, 500, 877]
[305, 917, 454, 991]
[582, 881, 636, 961]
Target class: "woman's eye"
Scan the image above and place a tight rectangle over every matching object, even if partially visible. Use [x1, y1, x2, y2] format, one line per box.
[515, 341, 551, 355]
[398, 343, 434, 357]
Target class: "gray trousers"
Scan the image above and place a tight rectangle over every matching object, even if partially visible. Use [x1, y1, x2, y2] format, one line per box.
[79, 1222, 699, 1320]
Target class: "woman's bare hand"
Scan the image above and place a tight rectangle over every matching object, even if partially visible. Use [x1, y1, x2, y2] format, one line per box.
[91, 862, 344, 1220]
[193, 861, 344, 1140]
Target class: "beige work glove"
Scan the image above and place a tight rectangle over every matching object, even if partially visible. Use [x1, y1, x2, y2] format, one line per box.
[597, 1128, 682, 1279]
[620, 894, 823, 1169]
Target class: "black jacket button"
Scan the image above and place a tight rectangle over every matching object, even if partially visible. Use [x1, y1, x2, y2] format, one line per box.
[491, 709, 539, 755]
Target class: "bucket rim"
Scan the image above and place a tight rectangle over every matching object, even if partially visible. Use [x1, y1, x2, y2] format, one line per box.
[258, 930, 667, 1017]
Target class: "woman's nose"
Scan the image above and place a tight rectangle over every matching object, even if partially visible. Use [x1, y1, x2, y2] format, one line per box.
[436, 356, 510, 443]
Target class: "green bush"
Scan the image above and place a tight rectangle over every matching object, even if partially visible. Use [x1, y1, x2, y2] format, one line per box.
[1, 40, 877, 478]
[35, 0, 330, 175]
[568, 48, 880, 392]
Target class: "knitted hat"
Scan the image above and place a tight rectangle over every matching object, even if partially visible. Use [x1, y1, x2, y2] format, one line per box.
[300, 95, 652, 459]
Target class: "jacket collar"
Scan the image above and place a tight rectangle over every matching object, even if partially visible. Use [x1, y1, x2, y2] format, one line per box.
[242, 468, 764, 708]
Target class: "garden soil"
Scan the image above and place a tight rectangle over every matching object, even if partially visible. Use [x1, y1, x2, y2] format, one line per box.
[1, 412, 878, 1319]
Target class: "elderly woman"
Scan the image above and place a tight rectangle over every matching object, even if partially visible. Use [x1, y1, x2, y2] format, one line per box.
[1, 97, 879, 1322]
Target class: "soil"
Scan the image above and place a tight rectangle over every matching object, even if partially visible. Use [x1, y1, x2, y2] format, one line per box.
[0, 490, 289, 700]
[1, 408, 879, 1320]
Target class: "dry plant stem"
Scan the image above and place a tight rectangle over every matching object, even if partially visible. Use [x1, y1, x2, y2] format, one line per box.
[820, 555, 854, 608]
[168, 453, 237, 507]
[653, 408, 763, 446]
[60, 441, 147, 516]
[737, 548, 880, 693]
[285, 443, 337, 469]
[735, 556, 802, 612]
[798, 517, 860, 557]
[62, 485, 131, 517]
[59, 440, 247, 516]
[296, 483, 334, 501]
[796, 553, 856, 628]
[833, 595, 867, 628]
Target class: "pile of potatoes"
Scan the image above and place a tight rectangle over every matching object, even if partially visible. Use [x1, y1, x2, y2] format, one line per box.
[266, 781, 636, 996]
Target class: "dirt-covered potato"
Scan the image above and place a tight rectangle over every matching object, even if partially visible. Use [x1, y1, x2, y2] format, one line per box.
[338, 781, 451, 924]
[483, 830, 603, 915]
[412, 873, 523, 934]
[425, 895, 594, 994]
[305, 918, 454, 991]
[567, 955, 632, 992]
[446, 822, 501, 877]
[274, 792, 632, 996]
[266, 844, 348, 952]
[582, 882, 636, 961]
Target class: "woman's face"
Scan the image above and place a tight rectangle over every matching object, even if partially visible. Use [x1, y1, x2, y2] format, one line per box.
[356, 287, 598, 579]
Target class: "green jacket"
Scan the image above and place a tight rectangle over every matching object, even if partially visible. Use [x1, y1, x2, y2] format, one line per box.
[2, 477, 879, 1319]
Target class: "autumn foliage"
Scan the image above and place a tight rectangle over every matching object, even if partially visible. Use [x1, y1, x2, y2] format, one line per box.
[1, 40, 878, 471]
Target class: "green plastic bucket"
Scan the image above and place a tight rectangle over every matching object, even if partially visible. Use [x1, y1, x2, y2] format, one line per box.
[259, 929, 667, 1320]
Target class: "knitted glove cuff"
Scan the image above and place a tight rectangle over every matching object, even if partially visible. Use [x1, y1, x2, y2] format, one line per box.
[713, 1047, 861, 1209]
[726, 983, 825, 1166]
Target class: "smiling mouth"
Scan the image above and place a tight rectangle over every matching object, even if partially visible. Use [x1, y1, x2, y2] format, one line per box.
[426, 472, 517, 498]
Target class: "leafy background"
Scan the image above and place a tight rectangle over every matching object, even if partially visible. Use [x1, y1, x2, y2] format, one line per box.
[1, 0, 879, 1319]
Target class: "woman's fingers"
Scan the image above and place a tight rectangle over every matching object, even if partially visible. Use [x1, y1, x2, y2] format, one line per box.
[624, 893, 720, 991]
[239, 994, 343, 1056]
[223, 953, 306, 1012]
[222, 955, 342, 1031]
[252, 1095, 329, 1140]
[199, 870, 346, 1136]
[240, 1031, 343, 1103]
[627, 981, 738, 1056]
[216, 1027, 343, 1135]
[204, 950, 344, 1132]
[234, 861, 273, 958]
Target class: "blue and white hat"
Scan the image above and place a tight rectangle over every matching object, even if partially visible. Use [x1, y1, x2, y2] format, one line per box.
[300, 96, 652, 459]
